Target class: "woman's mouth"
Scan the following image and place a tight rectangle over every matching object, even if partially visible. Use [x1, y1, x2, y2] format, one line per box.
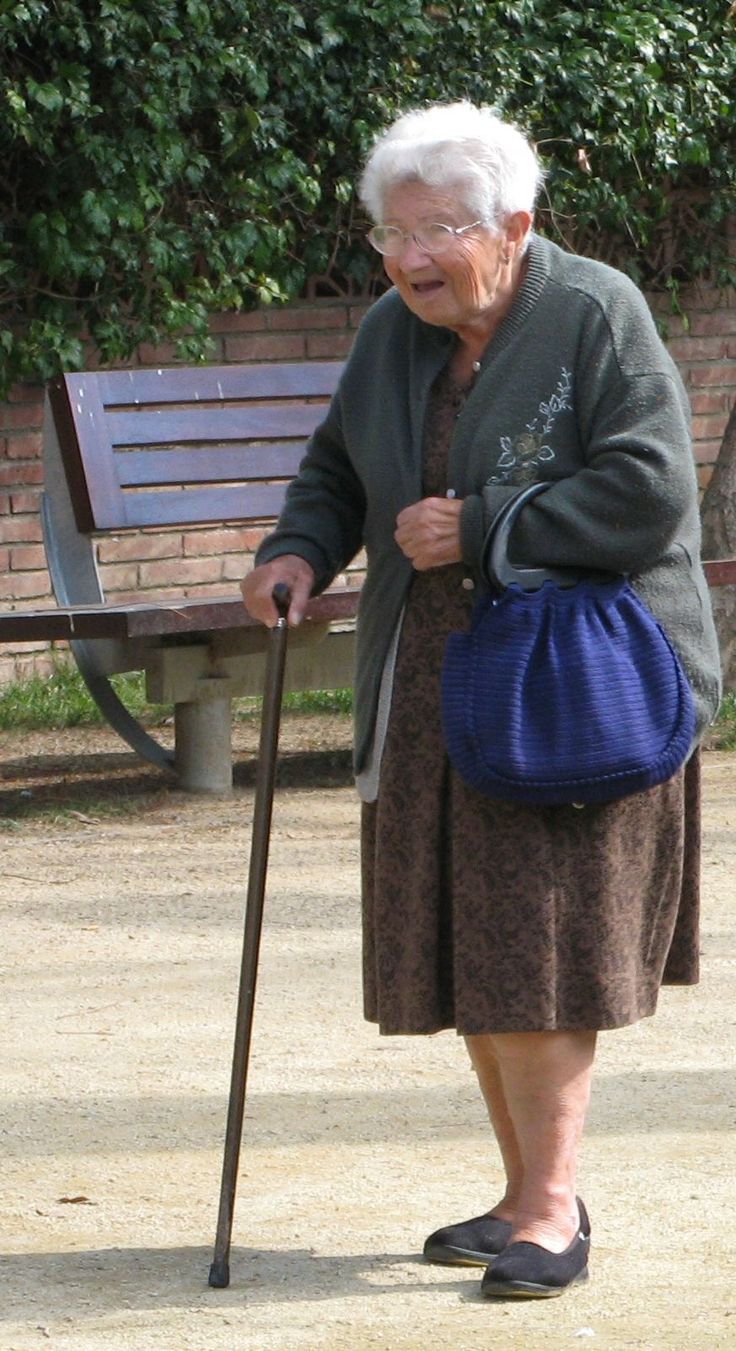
[411, 280, 444, 296]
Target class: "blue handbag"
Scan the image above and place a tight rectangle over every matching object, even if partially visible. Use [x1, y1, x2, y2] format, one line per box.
[441, 482, 696, 806]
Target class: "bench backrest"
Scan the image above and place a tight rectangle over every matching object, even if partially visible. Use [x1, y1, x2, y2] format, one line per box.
[49, 362, 344, 534]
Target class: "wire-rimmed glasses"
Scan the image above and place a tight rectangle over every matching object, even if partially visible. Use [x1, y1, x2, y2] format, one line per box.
[367, 220, 486, 257]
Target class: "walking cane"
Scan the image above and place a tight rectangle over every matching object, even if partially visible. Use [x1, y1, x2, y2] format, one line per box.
[208, 582, 291, 1289]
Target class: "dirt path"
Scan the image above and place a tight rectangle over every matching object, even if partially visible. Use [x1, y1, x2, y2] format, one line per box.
[1, 726, 735, 1350]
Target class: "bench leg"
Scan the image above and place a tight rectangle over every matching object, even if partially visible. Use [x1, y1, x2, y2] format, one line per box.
[174, 694, 233, 794]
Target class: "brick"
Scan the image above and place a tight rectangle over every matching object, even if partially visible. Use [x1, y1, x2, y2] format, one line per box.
[221, 554, 249, 581]
[97, 562, 139, 590]
[242, 526, 269, 551]
[215, 527, 269, 559]
[123, 584, 188, 603]
[182, 580, 235, 598]
[135, 343, 181, 366]
[0, 642, 50, 661]
[0, 516, 44, 543]
[223, 332, 306, 362]
[10, 491, 41, 513]
[306, 331, 355, 359]
[6, 383, 44, 403]
[0, 651, 57, 684]
[0, 570, 51, 599]
[0, 403, 43, 431]
[698, 465, 714, 491]
[694, 440, 724, 465]
[694, 437, 725, 462]
[349, 303, 374, 328]
[209, 310, 267, 334]
[183, 527, 251, 556]
[667, 336, 728, 362]
[691, 413, 730, 442]
[6, 430, 42, 459]
[96, 533, 183, 563]
[10, 543, 46, 570]
[688, 363, 736, 387]
[657, 313, 690, 341]
[0, 493, 10, 515]
[728, 341, 736, 360]
[690, 311, 736, 338]
[0, 547, 9, 570]
[690, 391, 731, 416]
[104, 588, 144, 605]
[0, 462, 43, 486]
[268, 304, 348, 331]
[138, 556, 223, 587]
[84, 348, 136, 372]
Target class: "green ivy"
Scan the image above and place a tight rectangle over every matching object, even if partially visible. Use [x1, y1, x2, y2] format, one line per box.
[0, 0, 734, 394]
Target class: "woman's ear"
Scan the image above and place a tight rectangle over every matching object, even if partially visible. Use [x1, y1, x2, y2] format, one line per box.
[506, 210, 533, 251]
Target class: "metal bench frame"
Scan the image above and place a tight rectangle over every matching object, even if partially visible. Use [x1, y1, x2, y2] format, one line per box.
[4, 362, 358, 793]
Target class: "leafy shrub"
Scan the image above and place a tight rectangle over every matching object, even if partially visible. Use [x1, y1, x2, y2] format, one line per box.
[1, 0, 734, 393]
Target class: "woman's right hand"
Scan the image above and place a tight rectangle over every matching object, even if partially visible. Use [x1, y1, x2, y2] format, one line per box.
[240, 555, 316, 628]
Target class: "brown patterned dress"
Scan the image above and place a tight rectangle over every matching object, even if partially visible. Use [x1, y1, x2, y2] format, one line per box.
[361, 364, 700, 1036]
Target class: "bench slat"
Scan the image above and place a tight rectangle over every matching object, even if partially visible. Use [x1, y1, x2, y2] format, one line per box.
[94, 361, 343, 404]
[0, 590, 360, 643]
[71, 589, 360, 638]
[0, 609, 76, 641]
[120, 481, 290, 528]
[108, 404, 327, 447]
[115, 443, 306, 487]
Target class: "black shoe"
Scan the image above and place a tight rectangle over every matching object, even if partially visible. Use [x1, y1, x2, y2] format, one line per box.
[423, 1212, 513, 1267]
[481, 1199, 591, 1299]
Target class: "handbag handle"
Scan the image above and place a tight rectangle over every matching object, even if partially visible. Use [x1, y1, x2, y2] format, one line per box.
[482, 482, 615, 592]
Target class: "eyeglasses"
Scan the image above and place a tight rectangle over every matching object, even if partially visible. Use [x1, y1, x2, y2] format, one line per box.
[366, 220, 486, 257]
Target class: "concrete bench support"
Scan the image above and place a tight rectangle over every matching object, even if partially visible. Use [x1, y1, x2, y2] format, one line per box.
[175, 690, 233, 795]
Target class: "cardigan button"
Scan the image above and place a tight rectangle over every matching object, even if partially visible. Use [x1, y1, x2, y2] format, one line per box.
[461, 577, 475, 591]
[446, 488, 457, 499]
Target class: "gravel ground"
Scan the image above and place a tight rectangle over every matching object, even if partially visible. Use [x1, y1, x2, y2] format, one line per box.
[0, 724, 735, 1351]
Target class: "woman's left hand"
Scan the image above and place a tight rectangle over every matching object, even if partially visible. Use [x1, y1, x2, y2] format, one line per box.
[395, 496, 464, 570]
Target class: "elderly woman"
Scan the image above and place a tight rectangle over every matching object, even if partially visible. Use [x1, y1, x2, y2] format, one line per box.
[242, 102, 721, 1299]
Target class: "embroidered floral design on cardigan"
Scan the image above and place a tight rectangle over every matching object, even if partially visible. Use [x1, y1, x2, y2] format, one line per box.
[488, 368, 573, 485]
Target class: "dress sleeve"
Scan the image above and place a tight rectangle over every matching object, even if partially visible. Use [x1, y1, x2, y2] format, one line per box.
[255, 383, 367, 594]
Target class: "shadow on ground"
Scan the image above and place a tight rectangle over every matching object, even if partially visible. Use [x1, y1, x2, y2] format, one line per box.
[0, 1244, 464, 1323]
[0, 745, 354, 819]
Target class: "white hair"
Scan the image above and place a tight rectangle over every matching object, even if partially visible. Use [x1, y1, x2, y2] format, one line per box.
[359, 101, 543, 234]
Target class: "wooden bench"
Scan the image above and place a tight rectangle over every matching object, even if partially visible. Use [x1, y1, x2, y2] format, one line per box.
[1, 359, 734, 792]
[0, 362, 360, 793]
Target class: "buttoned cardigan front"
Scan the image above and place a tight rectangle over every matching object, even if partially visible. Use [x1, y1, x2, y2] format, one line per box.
[255, 234, 721, 774]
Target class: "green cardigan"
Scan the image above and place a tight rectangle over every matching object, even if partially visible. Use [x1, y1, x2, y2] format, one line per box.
[256, 234, 722, 773]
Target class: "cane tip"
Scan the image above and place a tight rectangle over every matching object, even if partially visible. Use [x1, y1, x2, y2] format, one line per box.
[208, 1258, 230, 1288]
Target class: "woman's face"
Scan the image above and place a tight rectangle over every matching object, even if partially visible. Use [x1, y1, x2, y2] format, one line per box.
[379, 180, 514, 335]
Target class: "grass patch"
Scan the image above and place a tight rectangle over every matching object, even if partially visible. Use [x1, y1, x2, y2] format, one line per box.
[234, 686, 353, 720]
[710, 690, 736, 750]
[0, 662, 353, 732]
[0, 664, 166, 731]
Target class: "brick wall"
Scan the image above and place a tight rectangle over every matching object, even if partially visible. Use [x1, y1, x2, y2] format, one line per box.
[1, 283, 735, 685]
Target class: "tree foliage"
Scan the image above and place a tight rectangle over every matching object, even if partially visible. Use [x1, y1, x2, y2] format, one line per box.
[1, 0, 734, 391]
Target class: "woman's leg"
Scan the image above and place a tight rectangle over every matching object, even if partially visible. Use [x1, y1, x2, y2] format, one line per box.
[466, 1028, 597, 1251]
[465, 1035, 523, 1220]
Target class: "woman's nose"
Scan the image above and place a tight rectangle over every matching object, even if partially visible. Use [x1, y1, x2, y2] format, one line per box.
[397, 235, 432, 267]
